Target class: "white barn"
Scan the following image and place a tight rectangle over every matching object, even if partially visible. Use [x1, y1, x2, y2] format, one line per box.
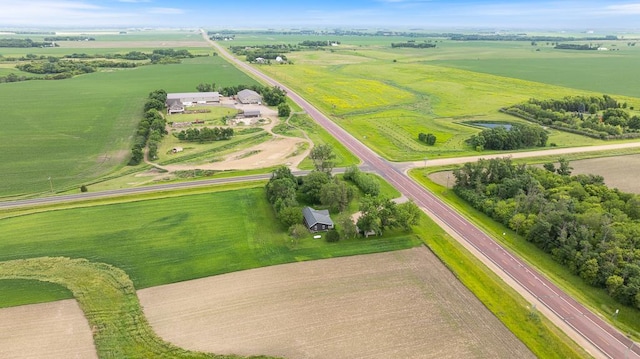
[166, 92, 220, 106]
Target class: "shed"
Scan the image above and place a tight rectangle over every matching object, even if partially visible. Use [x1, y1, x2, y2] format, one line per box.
[237, 89, 262, 104]
[238, 109, 261, 118]
[302, 207, 334, 232]
[167, 92, 220, 105]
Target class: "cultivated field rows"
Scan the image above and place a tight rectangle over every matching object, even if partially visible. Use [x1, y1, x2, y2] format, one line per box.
[0, 248, 533, 359]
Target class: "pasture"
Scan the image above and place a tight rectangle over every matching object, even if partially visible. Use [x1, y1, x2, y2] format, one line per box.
[0, 54, 258, 198]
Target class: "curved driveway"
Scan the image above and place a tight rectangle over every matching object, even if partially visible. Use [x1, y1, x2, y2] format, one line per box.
[206, 33, 639, 359]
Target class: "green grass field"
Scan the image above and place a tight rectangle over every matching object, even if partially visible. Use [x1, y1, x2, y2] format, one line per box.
[255, 46, 626, 161]
[0, 55, 258, 198]
[0, 184, 420, 307]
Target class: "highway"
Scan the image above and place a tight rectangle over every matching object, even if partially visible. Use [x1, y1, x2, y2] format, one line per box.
[2, 32, 637, 359]
[205, 34, 640, 359]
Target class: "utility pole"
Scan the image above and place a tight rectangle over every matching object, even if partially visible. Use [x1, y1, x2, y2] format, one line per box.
[48, 176, 53, 193]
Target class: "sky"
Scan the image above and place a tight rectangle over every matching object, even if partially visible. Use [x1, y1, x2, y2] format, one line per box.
[1, 0, 639, 30]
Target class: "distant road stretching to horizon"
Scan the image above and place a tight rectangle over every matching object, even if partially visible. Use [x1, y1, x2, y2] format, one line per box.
[204, 31, 639, 359]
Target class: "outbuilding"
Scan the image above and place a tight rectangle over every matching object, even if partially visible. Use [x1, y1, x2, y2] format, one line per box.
[166, 92, 220, 108]
[237, 89, 262, 104]
[302, 207, 334, 232]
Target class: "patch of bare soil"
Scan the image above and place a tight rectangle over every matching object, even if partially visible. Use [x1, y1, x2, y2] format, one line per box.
[138, 247, 534, 359]
[0, 299, 97, 359]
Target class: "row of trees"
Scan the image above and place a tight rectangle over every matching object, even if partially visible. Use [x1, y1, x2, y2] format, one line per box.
[299, 40, 340, 47]
[343, 166, 380, 197]
[175, 127, 234, 142]
[129, 90, 168, 165]
[453, 157, 640, 308]
[554, 44, 596, 50]
[418, 132, 437, 145]
[502, 95, 640, 140]
[0, 38, 56, 47]
[391, 42, 436, 48]
[12, 49, 195, 80]
[468, 123, 548, 151]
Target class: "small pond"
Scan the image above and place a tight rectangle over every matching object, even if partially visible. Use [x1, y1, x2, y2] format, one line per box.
[473, 123, 513, 130]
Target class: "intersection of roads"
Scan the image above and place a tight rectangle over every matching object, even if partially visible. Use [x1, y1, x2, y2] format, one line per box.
[2, 32, 639, 359]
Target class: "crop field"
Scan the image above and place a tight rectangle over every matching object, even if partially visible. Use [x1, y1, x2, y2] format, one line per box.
[0, 185, 421, 308]
[138, 247, 535, 359]
[566, 154, 640, 194]
[0, 54, 258, 198]
[254, 43, 626, 161]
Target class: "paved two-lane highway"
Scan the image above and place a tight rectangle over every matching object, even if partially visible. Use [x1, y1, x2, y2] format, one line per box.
[206, 33, 639, 359]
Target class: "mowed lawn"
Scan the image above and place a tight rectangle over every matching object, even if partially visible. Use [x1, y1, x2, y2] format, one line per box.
[0, 55, 257, 198]
[0, 186, 421, 308]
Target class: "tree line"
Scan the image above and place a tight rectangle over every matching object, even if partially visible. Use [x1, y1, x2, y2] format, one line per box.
[554, 44, 597, 50]
[502, 95, 640, 140]
[453, 157, 640, 308]
[129, 90, 168, 165]
[467, 123, 548, 151]
[0, 38, 56, 48]
[175, 127, 234, 142]
[391, 42, 436, 48]
[9, 49, 196, 80]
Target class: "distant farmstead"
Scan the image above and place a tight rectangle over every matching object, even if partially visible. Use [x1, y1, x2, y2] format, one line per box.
[237, 89, 262, 104]
[302, 207, 334, 232]
[165, 92, 220, 114]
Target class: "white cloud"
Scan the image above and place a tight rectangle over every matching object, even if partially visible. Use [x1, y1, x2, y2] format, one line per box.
[0, 0, 140, 26]
[605, 3, 640, 14]
[148, 7, 186, 15]
[118, 0, 151, 3]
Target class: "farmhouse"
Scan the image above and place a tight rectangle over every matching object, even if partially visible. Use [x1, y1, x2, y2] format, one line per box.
[302, 207, 334, 232]
[237, 89, 262, 104]
[166, 99, 185, 114]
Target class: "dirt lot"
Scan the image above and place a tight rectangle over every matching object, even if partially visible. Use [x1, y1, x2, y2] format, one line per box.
[0, 299, 96, 359]
[138, 247, 534, 359]
[0, 248, 532, 359]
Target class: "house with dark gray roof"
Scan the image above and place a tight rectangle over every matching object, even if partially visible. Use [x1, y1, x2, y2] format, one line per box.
[237, 89, 262, 104]
[302, 207, 334, 232]
[166, 98, 185, 114]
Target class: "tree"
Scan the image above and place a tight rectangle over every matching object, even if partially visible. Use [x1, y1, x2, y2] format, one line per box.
[288, 223, 308, 247]
[309, 144, 336, 174]
[300, 171, 331, 204]
[557, 157, 573, 176]
[196, 83, 213, 92]
[543, 162, 556, 172]
[337, 215, 358, 239]
[278, 103, 291, 117]
[144, 99, 165, 112]
[80, 185, 88, 192]
[395, 201, 421, 230]
[325, 229, 340, 242]
[278, 206, 303, 228]
[320, 179, 354, 212]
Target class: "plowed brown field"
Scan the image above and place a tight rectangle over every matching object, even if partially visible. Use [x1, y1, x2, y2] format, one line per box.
[139, 247, 534, 359]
